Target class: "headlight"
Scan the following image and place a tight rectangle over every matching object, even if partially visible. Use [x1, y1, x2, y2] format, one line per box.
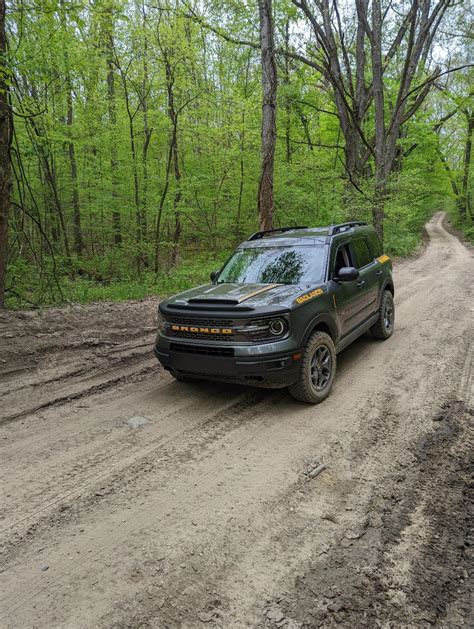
[157, 312, 167, 332]
[242, 316, 289, 340]
[268, 318, 286, 336]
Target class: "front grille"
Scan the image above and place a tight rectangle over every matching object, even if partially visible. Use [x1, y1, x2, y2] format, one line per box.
[169, 316, 233, 327]
[163, 314, 288, 343]
[166, 315, 236, 341]
[170, 330, 235, 341]
[170, 342, 235, 357]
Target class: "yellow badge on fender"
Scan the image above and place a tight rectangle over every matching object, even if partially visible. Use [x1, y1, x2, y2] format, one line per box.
[295, 288, 324, 305]
[377, 254, 390, 264]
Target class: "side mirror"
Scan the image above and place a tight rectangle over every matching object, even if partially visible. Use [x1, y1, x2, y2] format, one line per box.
[210, 270, 220, 282]
[336, 266, 359, 282]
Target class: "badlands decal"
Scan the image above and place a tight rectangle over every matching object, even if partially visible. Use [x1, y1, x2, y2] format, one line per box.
[295, 288, 324, 305]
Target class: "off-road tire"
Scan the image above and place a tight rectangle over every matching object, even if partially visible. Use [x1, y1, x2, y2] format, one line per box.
[370, 290, 395, 339]
[288, 331, 336, 404]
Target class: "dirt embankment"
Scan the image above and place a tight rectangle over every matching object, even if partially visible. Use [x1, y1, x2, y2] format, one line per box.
[0, 299, 159, 423]
[0, 212, 472, 628]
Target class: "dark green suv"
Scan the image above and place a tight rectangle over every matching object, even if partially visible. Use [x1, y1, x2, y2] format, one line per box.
[155, 222, 394, 403]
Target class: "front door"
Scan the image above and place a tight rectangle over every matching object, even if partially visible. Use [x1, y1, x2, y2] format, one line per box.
[330, 242, 368, 336]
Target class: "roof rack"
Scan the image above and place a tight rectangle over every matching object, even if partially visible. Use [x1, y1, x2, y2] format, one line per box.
[328, 221, 367, 236]
[248, 226, 308, 241]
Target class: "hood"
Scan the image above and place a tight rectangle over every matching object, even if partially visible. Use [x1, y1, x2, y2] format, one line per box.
[161, 282, 310, 314]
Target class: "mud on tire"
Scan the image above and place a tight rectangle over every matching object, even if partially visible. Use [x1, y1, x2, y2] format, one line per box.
[289, 331, 336, 404]
[370, 289, 395, 339]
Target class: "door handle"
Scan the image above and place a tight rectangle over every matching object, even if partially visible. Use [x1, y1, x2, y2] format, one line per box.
[357, 280, 365, 287]
[376, 270, 383, 276]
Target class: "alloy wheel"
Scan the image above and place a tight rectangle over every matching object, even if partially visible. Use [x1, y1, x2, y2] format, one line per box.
[310, 345, 333, 391]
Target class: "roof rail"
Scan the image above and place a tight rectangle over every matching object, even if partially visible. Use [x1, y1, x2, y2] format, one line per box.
[328, 221, 367, 236]
[248, 226, 308, 241]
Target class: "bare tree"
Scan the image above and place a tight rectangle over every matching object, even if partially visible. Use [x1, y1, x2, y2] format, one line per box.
[0, 0, 11, 308]
[257, 0, 277, 231]
[291, 0, 453, 240]
[188, 0, 455, 239]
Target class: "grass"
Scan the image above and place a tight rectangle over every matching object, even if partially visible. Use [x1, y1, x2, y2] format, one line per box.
[447, 210, 474, 245]
[6, 251, 230, 308]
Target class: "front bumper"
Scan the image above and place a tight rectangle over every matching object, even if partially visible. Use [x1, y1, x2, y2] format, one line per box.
[154, 336, 301, 388]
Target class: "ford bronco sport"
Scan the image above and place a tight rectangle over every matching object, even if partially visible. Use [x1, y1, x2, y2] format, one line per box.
[155, 222, 394, 403]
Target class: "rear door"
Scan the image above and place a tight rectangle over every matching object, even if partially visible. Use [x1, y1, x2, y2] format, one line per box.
[348, 237, 379, 318]
[366, 231, 386, 301]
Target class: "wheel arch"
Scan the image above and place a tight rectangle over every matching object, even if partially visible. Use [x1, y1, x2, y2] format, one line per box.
[302, 314, 339, 347]
[383, 279, 394, 295]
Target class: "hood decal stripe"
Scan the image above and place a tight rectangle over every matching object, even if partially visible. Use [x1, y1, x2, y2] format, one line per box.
[237, 284, 281, 303]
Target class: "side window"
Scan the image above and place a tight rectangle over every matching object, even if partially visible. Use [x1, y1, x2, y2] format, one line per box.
[367, 232, 383, 257]
[350, 238, 373, 269]
[333, 243, 353, 276]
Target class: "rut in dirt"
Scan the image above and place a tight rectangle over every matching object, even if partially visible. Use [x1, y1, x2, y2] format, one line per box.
[268, 401, 473, 628]
[0, 299, 160, 423]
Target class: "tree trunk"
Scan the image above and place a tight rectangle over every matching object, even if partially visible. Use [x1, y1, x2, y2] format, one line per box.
[165, 62, 181, 268]
[371, 0, 386, 242]
[60, 0, 83, 256]
[236, 51, 251, 244]
[67, 84, 83, 255]
[120, 69, 141, 259]
[284, 19, 291, 163]
[105, 13, 122, 246]
[155, 57, 180, 273]
[141, 8, 151, 246]
[257, 0, 277, 231]
[0, 0, 12, 308]
[461, 109, 473, 219]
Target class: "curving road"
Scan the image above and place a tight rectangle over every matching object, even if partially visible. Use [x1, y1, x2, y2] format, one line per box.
[0, 213, 472, 627]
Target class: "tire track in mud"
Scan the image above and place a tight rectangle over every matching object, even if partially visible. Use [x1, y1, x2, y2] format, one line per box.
[0, 330, 159, 424]
[0, 389, 273, 567]
[0, 300, 160, 424]
[0, 356, 158, 424]
[269, 401, 473, 628]
[0, 390, 287, 620]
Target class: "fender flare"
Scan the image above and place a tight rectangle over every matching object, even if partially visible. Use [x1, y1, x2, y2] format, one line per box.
[382, 278, 395, 295]
[301, 313, 339, 347]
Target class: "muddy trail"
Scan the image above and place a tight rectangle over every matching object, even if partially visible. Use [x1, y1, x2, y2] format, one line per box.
[0, 213, 472, 628]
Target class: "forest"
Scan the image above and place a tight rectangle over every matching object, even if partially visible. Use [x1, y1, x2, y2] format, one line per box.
[0, 0, 472, 308]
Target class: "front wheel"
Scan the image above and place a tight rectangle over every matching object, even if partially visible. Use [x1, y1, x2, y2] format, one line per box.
[370, 290, 395, 339]
[288, 331, 336, 404]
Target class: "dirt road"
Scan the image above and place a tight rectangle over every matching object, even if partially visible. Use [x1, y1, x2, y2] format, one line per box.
[0, 213, 472, 628]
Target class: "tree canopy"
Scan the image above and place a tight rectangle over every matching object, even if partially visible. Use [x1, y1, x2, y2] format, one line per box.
[0, 0, 472, 307]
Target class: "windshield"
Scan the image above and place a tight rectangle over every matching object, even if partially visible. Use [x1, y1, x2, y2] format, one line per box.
[217, 246, 326, 285]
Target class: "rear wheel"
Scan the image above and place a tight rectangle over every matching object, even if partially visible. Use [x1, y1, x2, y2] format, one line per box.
[288, 331, 336, 404]
[370, 290, 395, 339]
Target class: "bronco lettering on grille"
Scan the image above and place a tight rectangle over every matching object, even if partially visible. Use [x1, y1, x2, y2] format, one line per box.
[171, 325, 232, 334]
